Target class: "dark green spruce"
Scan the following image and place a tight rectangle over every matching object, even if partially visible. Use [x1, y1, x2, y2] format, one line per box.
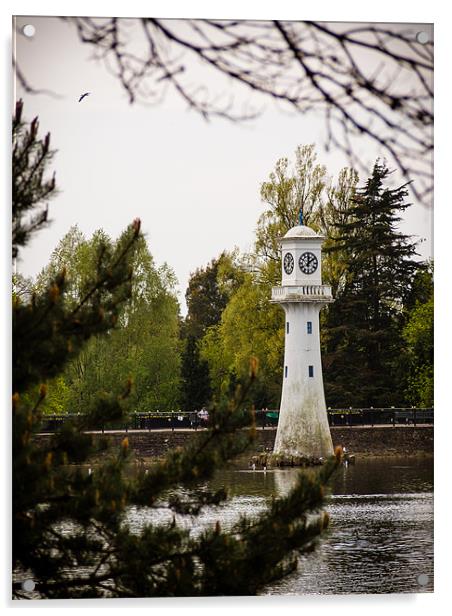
[180, 254, 242, 411]
[322, 161, 423, 407]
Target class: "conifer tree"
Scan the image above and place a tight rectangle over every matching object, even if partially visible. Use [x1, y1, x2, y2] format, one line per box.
[13, 101, 340, 599]
[323, 161, 420, 407]
[180, 253, 243, 411]
[180, 335, 211, 411]
[12, 100, 57, 258]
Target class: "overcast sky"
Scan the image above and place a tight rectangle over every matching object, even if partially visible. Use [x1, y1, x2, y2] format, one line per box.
[13, 15, 433, 314]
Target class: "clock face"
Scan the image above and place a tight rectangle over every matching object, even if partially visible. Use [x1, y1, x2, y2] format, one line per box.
[283, 252, 294, 274]
[298, 251, 318, 274]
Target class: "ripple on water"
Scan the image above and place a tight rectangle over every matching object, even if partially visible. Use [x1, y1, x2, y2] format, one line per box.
[32, 457, 432, 597]
[124, 488, 433, 595]
[264, 490, 433, 595]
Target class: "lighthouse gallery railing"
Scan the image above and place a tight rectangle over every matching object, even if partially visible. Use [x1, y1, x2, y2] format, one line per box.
[271, 285, 333, 301]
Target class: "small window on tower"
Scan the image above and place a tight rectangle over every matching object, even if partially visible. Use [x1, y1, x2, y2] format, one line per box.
[307, 321, 312, 334]
[286, 321, 289, 334]
[285, 366, 288, 378]
[308, 365, 314, 378]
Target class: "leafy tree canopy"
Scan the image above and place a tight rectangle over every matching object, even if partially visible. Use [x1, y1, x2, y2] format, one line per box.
[401, 262, 433, 407]
[31, 226, 181, 415]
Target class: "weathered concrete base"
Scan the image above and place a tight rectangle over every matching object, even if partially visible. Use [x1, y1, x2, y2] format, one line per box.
[250, 450, 356, 469]
[250, 452, 325, 469]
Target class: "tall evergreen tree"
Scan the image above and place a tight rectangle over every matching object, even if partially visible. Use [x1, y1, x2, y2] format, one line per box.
[179, 335, 211, 411]
[323, 161, 420, 407]
[13, 103, 341, 599]
[184, 255, 230, 338]
[180, 253, 242, 410]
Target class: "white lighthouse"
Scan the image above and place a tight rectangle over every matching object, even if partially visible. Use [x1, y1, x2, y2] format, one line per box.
[271, 218, 334, 459]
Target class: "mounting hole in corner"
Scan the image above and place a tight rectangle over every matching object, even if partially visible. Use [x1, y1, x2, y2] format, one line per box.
[416, 31, 429, 44]
[22, 579, 35, 592]
[22, 24, 36, 38]
[417, 573, 429, 586]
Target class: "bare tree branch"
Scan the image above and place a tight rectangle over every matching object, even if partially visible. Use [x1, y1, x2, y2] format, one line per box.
[17, 17, 433, 205]
[13, 56, 64, 99]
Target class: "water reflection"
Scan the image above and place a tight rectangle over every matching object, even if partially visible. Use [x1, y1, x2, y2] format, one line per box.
[262, 457, 434, 595]
[125, 456, 433, 594]
[69, 455, 432, 598]
[266, 487, 433, 595]
[330, 456, 434, 496]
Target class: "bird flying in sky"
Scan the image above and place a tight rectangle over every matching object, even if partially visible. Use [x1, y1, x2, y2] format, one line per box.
[78, 92, 90, 102]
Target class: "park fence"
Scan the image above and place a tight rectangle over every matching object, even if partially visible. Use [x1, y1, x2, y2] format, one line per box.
[38, 407, 434, 433]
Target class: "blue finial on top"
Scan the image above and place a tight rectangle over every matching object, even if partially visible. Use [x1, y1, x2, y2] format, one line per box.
[298, 208, 303, 226]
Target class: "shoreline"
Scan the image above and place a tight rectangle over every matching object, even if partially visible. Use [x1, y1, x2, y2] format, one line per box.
[34, 425, 433, 461]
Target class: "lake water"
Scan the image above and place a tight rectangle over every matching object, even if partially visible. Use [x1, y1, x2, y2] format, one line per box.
[126, 455, 434, 595]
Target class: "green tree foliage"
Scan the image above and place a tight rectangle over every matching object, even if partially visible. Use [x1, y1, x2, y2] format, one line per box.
[180, 252, 244, 411]
[403, 298, 434, 406]
[200, 146, 357, 408]
[322, 161, 421, 407]
[401, 263, 433, 406]
[21, 376, 71, 416]
[34, 227, 181, 414]
[179, 335, 211, 411]
[201, 274, 284, 408]
[183, 252, 237, 338]
[404, 260, 434, 312]
[256, 144, 327, 272]
[253, 146, 358, 293]
[316, 167, 359, 296]
[196, 148, 429, 413]
[13, 104, 340, 599]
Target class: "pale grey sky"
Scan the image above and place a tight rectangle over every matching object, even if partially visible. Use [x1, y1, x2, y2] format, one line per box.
[13, 15, 433, 314]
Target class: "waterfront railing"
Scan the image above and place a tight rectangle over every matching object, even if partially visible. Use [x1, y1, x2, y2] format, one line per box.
[37, 407, 433, 433]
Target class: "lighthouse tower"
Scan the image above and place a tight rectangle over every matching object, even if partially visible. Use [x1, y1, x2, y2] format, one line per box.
[271, 217, 334, 459]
